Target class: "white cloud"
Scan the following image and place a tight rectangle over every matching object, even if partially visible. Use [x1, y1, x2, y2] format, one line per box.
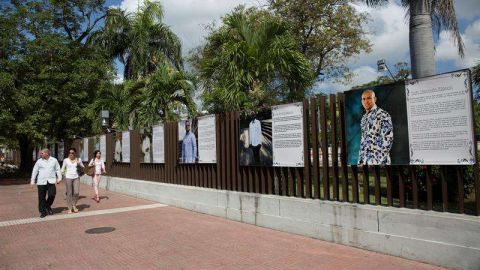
[350, 1, 410, 67]
[436, 19, 480, 68]
[316, 65, 379, 93]
[114, 0, 259, 54]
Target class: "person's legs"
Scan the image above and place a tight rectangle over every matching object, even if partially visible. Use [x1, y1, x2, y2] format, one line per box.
[46, 182, 56, 213]
[72, 177, 80, 211]
[37, 185, 47, 215]
[93, 174, 100, 201]
[65, 178, 74, 210]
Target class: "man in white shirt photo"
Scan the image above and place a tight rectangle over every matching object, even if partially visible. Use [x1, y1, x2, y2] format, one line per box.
[31, 148, 62, 218]
[248, 117, 262, 164]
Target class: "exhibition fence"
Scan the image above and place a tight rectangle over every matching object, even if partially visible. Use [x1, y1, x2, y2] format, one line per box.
[67, 94, 480, 216]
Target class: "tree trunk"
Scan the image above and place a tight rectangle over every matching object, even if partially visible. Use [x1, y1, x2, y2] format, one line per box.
[19, 135, 33, 174]
[409, 0, 435, 79]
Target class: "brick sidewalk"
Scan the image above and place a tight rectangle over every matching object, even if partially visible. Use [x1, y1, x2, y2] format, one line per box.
[0, 181, 446, 270]
[0, 179, 153, 221]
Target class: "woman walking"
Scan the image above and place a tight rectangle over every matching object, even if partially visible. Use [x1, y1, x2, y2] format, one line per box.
[61, 148, 84, 214]
[88, 150, 106, 203]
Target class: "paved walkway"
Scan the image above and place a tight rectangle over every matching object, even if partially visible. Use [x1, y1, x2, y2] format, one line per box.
[0, 179, 446, 270]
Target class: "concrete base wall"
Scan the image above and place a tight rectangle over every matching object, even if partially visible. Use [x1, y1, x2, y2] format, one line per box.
[81, 175, 480, 270]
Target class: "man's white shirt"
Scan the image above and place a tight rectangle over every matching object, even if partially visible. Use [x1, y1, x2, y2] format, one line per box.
[31, 157, 61, 185]
[248, 119, 262, 147]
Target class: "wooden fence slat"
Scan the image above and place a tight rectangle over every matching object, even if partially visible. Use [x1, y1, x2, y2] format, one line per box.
[281, 168, 287, 196]
[288, 167, 295, 197]
[362, 165, 369, 204]
[456, 166, 465, 214]
[426, 166, 433, 210]
[373, 166, 381, 205]
[320, 96, 329, 200]
[310, 97, 320, 199]
[441, 166, 448, 212]
[330, 94, 339, 200]
[386, 166, 393, 206]
[303, 99, 311, 198]
[296, 168, 303, 197]
[399, 166, 406, 208]
[338, 94, 349, 202]
[411, 167, 418, 209]
[267, 168, 273, 194]
[474, 163, 480, 216]
[351, 165, 359, 203]
[226, 113, 232, 190]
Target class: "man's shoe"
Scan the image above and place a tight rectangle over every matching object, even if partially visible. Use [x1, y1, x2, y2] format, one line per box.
[40, 212, 47, 218]
[47, 208, 53, 215]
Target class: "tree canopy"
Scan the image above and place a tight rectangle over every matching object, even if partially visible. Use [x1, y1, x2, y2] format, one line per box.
[192, 7, 314, 113]
[268, 0, 371, 82]
[0, 0, 112, 171]
[92, 0, 183, 80]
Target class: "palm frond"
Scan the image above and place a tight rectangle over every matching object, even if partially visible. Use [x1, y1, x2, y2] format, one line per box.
[431, 0, 464, 57]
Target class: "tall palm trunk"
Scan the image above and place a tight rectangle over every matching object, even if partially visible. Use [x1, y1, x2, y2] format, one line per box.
[409, 0, 435, 79]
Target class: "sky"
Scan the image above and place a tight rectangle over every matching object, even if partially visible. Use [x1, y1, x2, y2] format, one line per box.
[107, 0, 480, 94]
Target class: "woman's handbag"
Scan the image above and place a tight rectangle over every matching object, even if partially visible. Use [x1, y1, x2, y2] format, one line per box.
[77, 163, 85, 177]
[86, 159, 95, 176]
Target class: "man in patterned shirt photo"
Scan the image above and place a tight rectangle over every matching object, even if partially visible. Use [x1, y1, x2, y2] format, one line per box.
[358, 89, 394, 165]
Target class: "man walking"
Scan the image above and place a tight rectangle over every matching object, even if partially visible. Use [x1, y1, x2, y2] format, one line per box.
[31, 148, 61, 218]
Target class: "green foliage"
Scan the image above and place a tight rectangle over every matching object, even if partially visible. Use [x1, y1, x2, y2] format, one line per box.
[473, 63, 480, 88]
[268, 0, 371, 82]
[192, 7, 314, 113]
[135, 65, 196, 126]
[0, 0, 112, 171]
[92, 0, 182, 80]
[89, 64, 196, 130]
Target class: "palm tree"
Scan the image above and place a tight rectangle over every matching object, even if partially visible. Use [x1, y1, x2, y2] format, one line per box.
[135, 64, 196, 127]
[361, 0, 464, 79]
[89, 80, 144, 131]
[194, 7, 314, 112]
[92, 0, 182, 80]
[473, 63, 480, 87]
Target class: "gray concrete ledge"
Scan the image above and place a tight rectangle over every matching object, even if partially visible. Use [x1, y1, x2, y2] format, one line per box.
[81, 175, 480, 270]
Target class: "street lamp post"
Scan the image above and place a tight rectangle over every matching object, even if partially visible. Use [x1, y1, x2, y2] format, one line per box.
[377, 59, 396, 81]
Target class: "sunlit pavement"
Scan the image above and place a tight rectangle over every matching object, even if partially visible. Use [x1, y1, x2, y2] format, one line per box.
[0, 179, 445, 270]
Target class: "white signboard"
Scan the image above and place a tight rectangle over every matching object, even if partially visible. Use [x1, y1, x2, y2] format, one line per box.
[152, 124, 165, 163]
[122, 131, 131, 162]
[198, 115, 217, 163]
[100, 135, 107, 162]
[406, 70, 475, 164]
[272, 102, 304, 167]
[83, 138, 89, 162]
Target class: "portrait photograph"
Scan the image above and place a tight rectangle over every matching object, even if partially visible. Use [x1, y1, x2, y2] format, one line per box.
[344, 82, 410, 165]
[114, 133, 123, 162]
[140, 127, 153, 163]
[239, 109, 273, 166]
[178, 119, 198, 164]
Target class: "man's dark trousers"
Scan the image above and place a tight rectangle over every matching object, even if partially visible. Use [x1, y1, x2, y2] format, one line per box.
[37, 183, 56, 214]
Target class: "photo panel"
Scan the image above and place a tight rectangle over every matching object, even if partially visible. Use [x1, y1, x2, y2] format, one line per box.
[178, 119, 198, 164]
[345, 82, 409, 165]
[239, 108, 273, 166]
